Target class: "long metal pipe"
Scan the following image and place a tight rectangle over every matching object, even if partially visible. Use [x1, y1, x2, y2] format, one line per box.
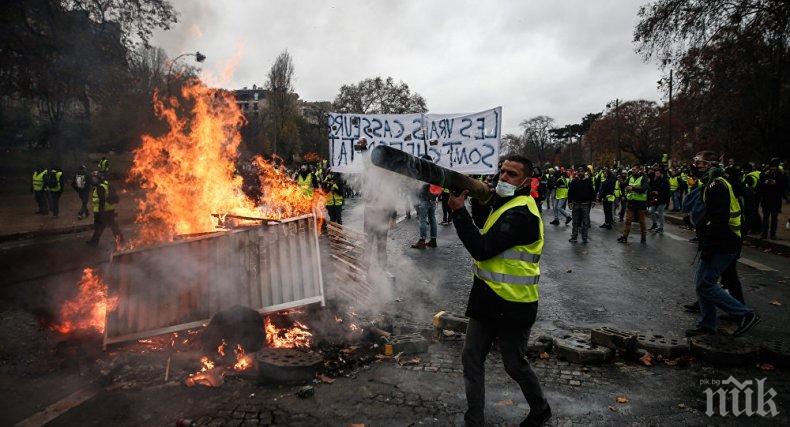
[369, 145, 492, 202]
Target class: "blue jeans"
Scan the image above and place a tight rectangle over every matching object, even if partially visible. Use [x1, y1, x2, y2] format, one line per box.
[649, 203, 666, 229]
[695, 253, 752, 332]
[417, 200, 437, 239]
[672, 191, 683, 210]
[554, 198, 570, 220]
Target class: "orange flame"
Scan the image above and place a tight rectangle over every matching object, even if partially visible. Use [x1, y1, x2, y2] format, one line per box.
[200, 356, 215, 372]
[127, 78, 325, 247]
[52, 268, 117, 334]
[265, 317, 313, 348]
[232, 344, 254, 371]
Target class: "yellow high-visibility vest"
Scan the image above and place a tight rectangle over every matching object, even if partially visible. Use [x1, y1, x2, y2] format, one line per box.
[743, 171, 761, 190]
[92, 182, 116, 212]
[626, 176, 647, 201]
[703, 177, 742, 237]
[296, 174, 314, 197]
[32, 170, 47, 191]
[325, 183, 344, 206]
[98, 158, 109, 172]
[46, 170, 63, 192]
[473, 195, 543, 303]
[555, 177, 569, 199]
[669, 176, 678, 192]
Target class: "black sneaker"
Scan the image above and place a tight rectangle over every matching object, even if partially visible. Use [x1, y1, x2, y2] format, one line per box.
[549, 219, 560, 225]
[569, 237, 577, 243]
[720, 314, 742, 322]
[649, 224, 657, 230]
[640, 235, 647, 244]
[565, 217, 572, 225]
[733, 312, 761, 337]
[685, 327, 714, 337]
[520, 403, 551, 427]
[617, 236, 627, 243]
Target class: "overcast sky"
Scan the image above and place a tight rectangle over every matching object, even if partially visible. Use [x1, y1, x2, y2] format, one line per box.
[151, 0, 664, 134]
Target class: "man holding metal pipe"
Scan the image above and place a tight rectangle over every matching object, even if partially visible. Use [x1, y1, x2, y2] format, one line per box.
[447, 154, 550, 427]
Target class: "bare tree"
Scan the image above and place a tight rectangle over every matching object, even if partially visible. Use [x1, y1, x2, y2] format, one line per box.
[333, 76, 427, 114]
[265, 50, 300, 158]
[519, 116, 556, 164]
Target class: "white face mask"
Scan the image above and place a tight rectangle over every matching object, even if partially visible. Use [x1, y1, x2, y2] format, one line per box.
[495, 177, 528, 197]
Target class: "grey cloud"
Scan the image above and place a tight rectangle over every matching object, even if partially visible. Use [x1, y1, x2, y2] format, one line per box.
[152, 0, 661, 133]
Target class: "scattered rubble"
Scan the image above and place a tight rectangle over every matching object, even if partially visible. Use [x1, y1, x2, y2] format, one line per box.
[554, 335, 614, 364]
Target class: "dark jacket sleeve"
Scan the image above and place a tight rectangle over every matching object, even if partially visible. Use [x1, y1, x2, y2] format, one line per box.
[452, 201, 540, 262]
[699, 179, 739, 252]
[567, 181, 577, 203]
[97, 185, 107, 212]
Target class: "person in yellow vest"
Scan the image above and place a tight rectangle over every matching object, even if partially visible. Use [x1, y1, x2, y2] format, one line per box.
[598, 168, 616, 228]
[98, 156, 109, 174]
[447, 154, 550, 426]
[615, 171, 627, 222]
[617, 165, 650, 244]
[549, 169, 571, 225]
[741, 162, 762, 234]
[684, 153, 760, 337]
[294, 163, 317, 197]
[32, 166, 49, 215]
[86, 172, 124, 247]
[44, 165, 65, 217]
[668, 168, 681, 211]
[322, 173, 344, 225]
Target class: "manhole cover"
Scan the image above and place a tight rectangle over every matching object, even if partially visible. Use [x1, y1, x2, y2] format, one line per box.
[761, 338, 790, 368]
[636, 333, 689, 358]
[257, 348, 322, 384]
[690, 335, 759, 366]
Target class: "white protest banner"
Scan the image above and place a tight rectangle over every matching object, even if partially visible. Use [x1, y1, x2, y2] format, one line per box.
[423, 107, 501, 175]
[327, 107, 501, 174]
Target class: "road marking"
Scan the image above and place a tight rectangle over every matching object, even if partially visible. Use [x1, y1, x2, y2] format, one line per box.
[738, 257, 777, 272]
[15, 387, 97, 427]
[662, 231, 688, 242]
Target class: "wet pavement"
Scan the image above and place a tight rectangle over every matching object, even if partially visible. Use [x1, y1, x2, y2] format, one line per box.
[1, 199, 789, 425]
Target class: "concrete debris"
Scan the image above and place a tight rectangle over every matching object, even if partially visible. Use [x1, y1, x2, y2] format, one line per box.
[296, 385, 315, 398]
[389, 333, 429, 355]
[591, 327, 638, 353]
[554, 335, 614, 364]
[636, 334, 689, 359]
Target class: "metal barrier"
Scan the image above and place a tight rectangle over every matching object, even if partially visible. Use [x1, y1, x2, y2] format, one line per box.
[104, 214, 324, 347]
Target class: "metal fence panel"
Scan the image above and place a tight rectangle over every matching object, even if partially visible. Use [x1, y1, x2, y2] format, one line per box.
[104, 214, 324, 347]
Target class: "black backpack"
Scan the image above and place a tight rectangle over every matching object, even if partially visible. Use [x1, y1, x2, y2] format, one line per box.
[44, 171, 58, 189]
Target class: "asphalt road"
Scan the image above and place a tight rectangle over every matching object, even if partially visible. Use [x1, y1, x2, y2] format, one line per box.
[1, 199, 789, 425]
